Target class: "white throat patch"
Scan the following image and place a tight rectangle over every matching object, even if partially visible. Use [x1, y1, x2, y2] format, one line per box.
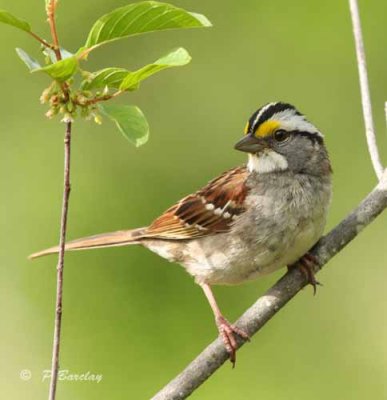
[248, 151, 288, 173]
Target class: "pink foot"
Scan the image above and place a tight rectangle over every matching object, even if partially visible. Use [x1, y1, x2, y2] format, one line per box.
[216, 315, 250, 367]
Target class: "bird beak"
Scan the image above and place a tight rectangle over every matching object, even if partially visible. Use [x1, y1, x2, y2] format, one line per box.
[234, 135, 265, 153]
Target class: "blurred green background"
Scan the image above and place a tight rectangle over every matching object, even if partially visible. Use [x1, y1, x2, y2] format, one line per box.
[1, 0, 386, 399]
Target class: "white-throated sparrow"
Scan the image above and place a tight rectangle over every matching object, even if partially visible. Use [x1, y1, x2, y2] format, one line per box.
[31, 102, 332, 365]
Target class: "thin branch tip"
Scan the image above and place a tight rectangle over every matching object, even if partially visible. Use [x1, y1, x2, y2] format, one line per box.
[349, 0, 385, 180]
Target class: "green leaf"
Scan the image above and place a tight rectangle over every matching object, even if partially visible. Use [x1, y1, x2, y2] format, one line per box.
[85, 1, 211, 49]
[17, 48, 78, 81]
[33, 56, 79, 82]
[82, 68, 129, 90]
[99, 104, 149, 147]
[0, 9, 31, 32]
[82, 47, 191, 91]
[120, 47, 191, 90]
[16, 48, 41, 70]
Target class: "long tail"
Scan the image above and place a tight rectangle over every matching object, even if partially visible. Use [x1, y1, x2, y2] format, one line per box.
[29, 228, 147, 259]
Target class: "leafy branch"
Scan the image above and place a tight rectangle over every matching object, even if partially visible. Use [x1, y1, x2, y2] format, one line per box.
[0, 1, 211, 399]
[2, 1, 211, 144]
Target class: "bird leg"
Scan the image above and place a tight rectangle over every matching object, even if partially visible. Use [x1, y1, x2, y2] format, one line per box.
[288, 252, 322, 295]
[200, 283, 249, 367]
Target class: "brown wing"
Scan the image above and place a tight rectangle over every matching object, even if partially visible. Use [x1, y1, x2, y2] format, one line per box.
[145, 166, 249, 240]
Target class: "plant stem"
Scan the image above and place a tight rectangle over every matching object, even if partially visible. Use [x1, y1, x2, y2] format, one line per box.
[48, 120, 72, 400]
[81, 90, 124, 106]
[47, 0, 62, 61]
[28, 31, 54, 49]
[46, 3, 73, 399]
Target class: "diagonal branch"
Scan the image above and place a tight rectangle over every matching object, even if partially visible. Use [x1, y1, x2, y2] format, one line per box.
[152, 170, 387, 400]
[349, 0, 384, 180]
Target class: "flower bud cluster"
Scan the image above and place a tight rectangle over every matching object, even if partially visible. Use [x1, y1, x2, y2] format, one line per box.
[40, 84, 104, 124]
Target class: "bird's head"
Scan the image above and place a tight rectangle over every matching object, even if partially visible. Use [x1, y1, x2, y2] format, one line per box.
[235, 102, 331, 176]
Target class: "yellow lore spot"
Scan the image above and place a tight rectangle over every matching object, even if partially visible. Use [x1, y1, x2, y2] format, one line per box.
[244, 122, 249, 135]
[254, 120, 280, 138]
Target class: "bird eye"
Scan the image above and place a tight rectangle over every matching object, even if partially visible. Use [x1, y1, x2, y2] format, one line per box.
[273, 129, 290, 143]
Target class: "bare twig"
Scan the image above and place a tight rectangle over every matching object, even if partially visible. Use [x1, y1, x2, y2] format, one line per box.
[349, 0, 384, 180]
[152, 171, 387, 400]
[47, 0, 62, 61]
[46, 0, 71, 103]
[48, 120, 72, 400]
[46, 2, 72, 399]
[28, 31, 54, 49]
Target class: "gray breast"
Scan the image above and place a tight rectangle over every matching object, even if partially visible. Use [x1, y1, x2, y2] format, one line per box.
[183, 172, 331, 285]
